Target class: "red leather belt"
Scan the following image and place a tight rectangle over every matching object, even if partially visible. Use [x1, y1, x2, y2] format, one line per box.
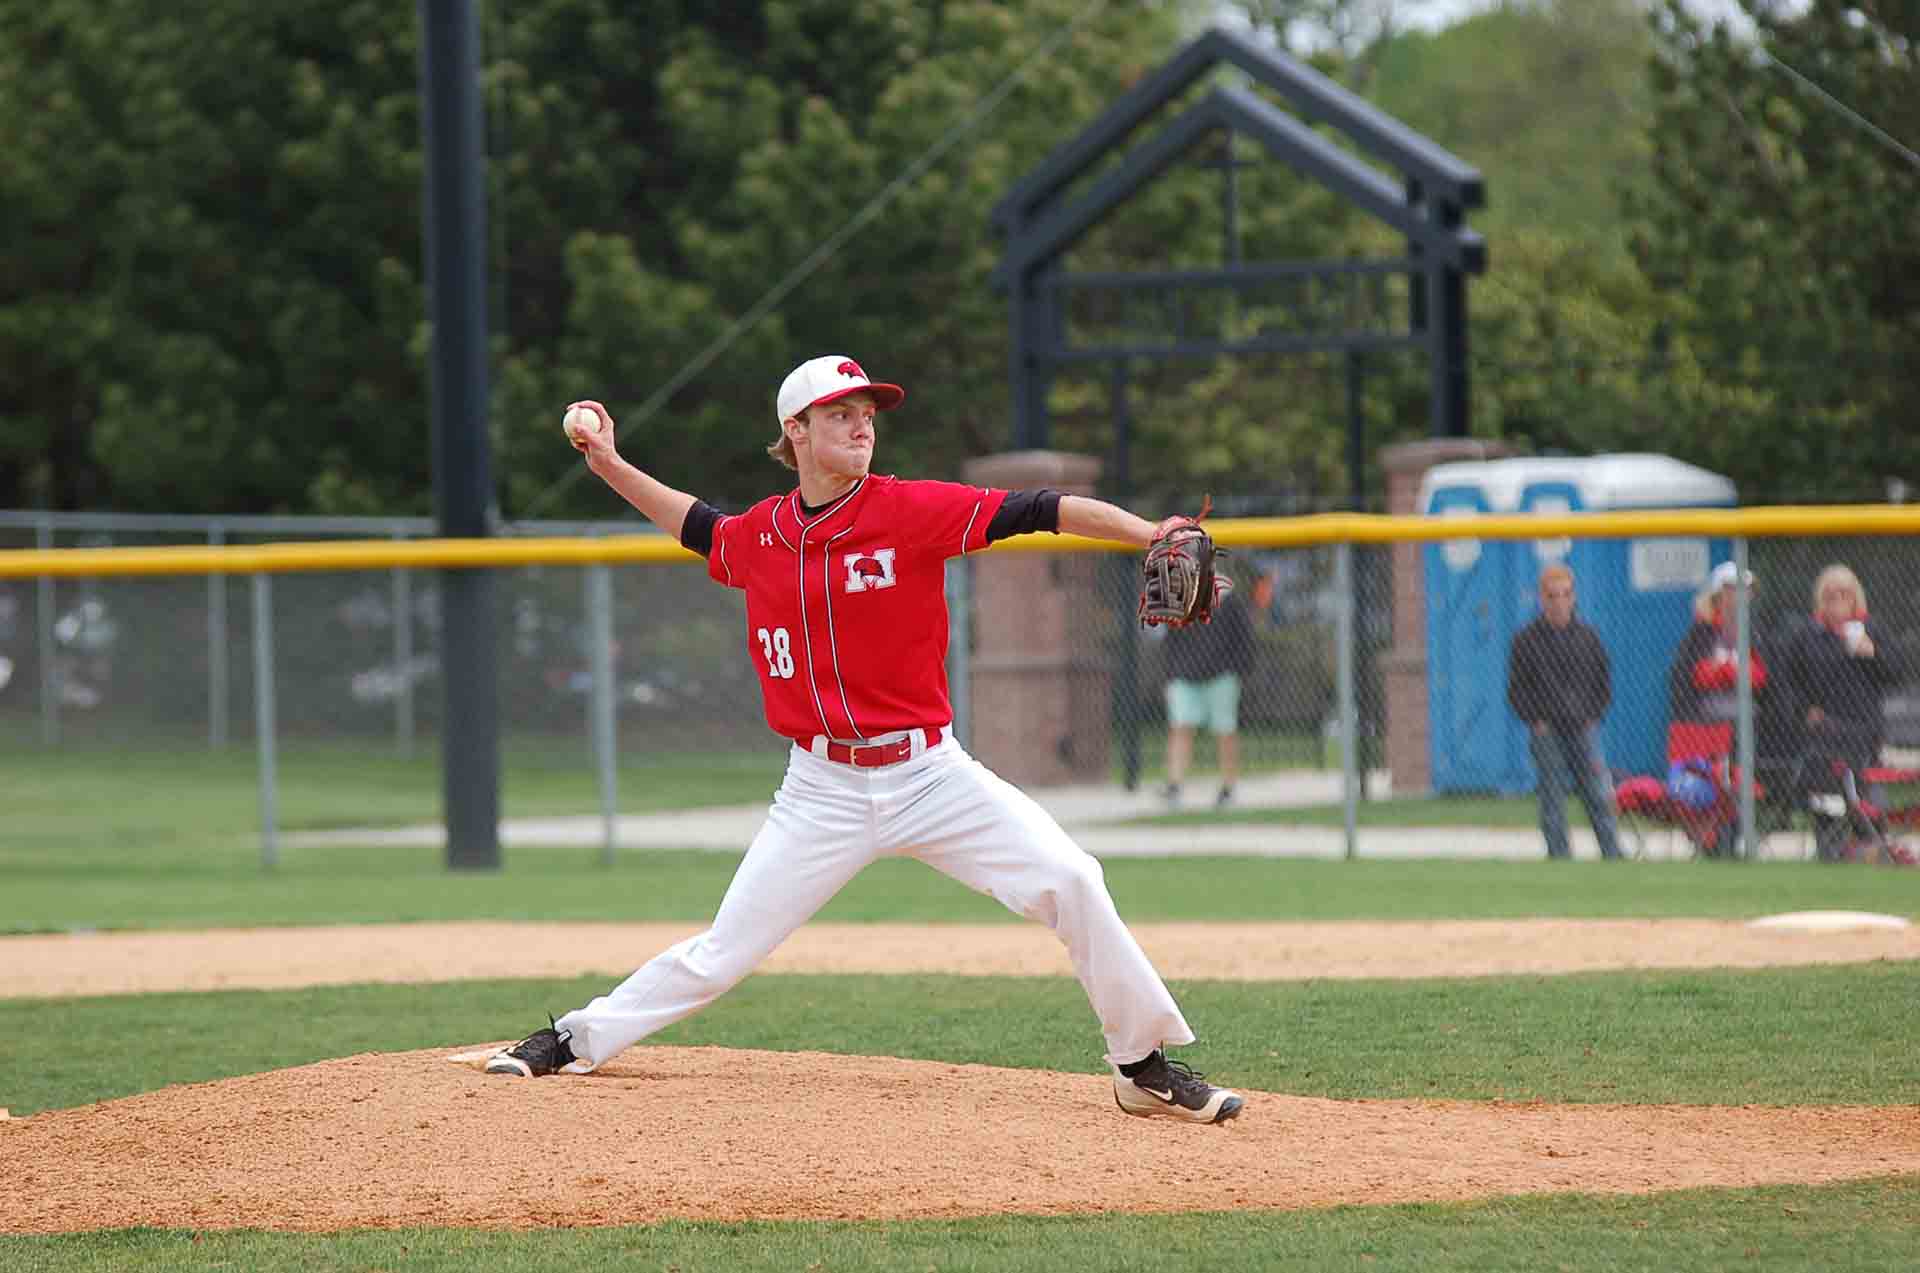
[808, 727, 943, 768]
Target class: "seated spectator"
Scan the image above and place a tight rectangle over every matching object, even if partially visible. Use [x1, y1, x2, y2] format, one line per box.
[1779, 564, 1908, 859]
[1667, 560, 1769, 771]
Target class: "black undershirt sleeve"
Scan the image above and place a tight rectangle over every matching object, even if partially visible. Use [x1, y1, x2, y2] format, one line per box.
[686, 489, 1057, 554]
[984, 488, 1062, 543]
[679, 499, 722, 557]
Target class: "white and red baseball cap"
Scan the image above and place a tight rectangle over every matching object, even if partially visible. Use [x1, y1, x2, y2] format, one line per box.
[1709, 561, 1756, 590]
[776, 355, 904, 423]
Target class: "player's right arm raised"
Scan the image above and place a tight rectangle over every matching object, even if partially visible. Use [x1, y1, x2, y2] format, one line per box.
[565, 400, 698, 542]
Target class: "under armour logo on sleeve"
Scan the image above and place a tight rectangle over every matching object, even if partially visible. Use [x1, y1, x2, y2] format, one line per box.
[760, 532, 774, 547]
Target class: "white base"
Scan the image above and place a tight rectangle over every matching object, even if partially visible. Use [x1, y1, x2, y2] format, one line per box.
[1746, 910, 1912, 933]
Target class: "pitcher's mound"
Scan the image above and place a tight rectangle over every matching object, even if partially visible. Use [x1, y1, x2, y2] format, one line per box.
[5, 1047, 1917, 1233]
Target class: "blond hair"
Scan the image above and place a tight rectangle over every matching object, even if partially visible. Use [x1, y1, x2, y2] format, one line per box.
[1812, 564, 1866, 613]
[767, 406, 805, 470]
[767, 427, 797, 470]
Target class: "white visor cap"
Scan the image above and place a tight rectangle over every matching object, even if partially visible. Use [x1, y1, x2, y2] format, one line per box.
[776, 356, 905, 424]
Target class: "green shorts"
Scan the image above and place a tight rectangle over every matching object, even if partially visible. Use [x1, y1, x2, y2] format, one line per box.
[1166, 674, 1241, 735]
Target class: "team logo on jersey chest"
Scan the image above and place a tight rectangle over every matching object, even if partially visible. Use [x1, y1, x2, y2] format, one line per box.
[843, 548, 898, 592]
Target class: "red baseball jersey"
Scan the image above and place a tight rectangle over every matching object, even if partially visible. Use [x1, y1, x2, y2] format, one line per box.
[708, 475, 1007, 742]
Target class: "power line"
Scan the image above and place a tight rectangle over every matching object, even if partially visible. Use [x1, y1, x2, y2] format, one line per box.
[514, 0, 1118, 523]
[1764, 48, 1920, 173]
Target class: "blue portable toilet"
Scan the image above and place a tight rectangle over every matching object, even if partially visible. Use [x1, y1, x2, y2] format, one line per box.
[1420, 462, 1536, 794]
[1419, 455, 1737, 794]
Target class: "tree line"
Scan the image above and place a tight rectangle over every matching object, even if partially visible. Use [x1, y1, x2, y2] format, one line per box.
[0, 0, 1912, 517]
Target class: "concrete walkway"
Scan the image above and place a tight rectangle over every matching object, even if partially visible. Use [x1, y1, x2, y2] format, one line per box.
[282, 767, 1784, 861]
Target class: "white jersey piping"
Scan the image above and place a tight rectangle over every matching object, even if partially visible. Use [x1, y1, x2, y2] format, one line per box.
[789, 477, 866, 740]
[821, 522, 866, 741]
[714, 514, 735, 585]
[959, 494, 985, 556]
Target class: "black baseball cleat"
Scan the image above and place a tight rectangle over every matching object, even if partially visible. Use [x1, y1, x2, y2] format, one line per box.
[1113, 1050, 1245, 1124]
[485, 1019, 576, 1077]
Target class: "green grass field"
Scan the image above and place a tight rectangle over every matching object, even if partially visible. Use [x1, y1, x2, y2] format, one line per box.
[5, 741, 1919, 1269]
[10, 845, 1920, 933]
[0, 727, 1334, 843]
[11, 962, 1920, 1116]
[7, 1181, 1913, 1273]
[6, 956, 1918, 1268]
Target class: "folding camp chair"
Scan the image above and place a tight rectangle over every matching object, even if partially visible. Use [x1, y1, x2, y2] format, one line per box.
[1613, 722, 1786, 861]
[1808, 757, 1920, 866]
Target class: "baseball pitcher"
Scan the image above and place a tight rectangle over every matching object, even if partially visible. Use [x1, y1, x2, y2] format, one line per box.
[488, 355, 1243, 1125]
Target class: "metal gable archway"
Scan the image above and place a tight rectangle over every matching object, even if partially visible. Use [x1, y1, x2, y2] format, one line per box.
[991, 25, 1487, 479]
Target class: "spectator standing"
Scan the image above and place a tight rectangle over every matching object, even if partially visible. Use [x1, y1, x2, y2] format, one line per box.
[1506, 564, 1624, 860]
[1161, 572, 1270, 809]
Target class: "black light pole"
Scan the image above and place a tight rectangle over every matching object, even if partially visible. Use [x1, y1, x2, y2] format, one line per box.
[419, 0, 500, 870]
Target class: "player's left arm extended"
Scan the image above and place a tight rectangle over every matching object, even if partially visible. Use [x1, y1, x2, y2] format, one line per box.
[1056, 495, 1158, 548]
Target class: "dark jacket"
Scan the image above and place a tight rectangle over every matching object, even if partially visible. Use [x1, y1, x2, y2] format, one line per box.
[1777, 613, 1906, 760]
[1507, 613, 1610, 732]
[1669, 618, 1771, 725]
[1668, 616, 1798, 762]
[1165, 591, 1256, 683]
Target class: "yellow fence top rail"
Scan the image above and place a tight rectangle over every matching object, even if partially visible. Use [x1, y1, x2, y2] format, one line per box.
[3, 504, 1919, 577]
[0, 534, 701, 578]
[1199, 504, 1920, 549]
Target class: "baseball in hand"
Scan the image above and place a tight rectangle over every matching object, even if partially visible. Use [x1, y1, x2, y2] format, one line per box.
[563, 404, 604, 450]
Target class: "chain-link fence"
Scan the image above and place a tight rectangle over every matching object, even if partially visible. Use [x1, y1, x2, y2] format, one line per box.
[1411, 531, 1920, 865]
[0, 514, 765, 756]
[1668, 537, 1920, 865]
[6, 509, 1920, 867]
[0, 514, 757, 866]
[1065, 542, 1383, 807]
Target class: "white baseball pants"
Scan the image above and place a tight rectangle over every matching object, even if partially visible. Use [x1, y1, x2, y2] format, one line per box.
[555, 731, 1195, 1068]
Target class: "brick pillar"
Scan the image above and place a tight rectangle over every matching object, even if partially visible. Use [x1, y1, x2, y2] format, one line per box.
[961, 450, 1108, 786]
[1377, 439, 1512, 795]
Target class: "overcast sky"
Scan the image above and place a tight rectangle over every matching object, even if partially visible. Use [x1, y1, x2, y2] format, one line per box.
[1399, 0, 1800, 36]
[1242, 1, 1781, 53]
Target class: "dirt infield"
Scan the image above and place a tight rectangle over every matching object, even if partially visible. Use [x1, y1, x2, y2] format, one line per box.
[4, 918, 1917, 1233]
[6, 1048, 1919, 1234]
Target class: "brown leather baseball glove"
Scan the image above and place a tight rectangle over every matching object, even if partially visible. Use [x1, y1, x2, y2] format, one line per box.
[1138, 496, 1232, 627]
